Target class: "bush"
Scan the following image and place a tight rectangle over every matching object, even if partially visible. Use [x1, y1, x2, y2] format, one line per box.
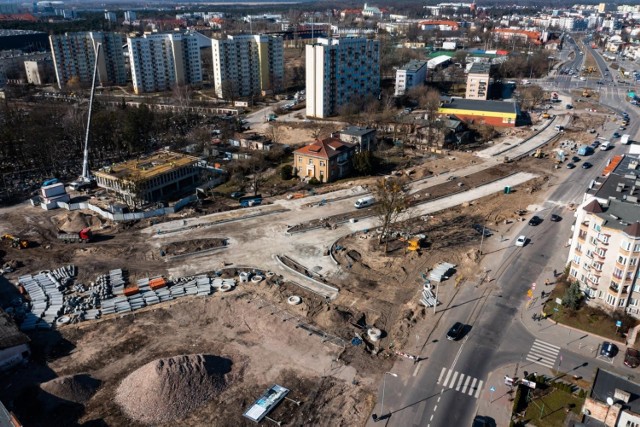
[309, 177, 320, 185]
[562, 281, 583, 310]
[280, 164, 293, 180]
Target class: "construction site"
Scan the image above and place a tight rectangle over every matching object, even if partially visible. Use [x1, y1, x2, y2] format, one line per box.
[0, 83, 620, 426]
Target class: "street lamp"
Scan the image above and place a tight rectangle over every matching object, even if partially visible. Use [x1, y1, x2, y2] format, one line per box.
[378, 372, 398, 422]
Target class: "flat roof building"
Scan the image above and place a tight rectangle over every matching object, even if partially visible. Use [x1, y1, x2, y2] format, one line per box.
[438, 97, 519, 127]
[94, 151, 202, 207]
[395, 60, 427, 97]
[466, 63, 492, 100]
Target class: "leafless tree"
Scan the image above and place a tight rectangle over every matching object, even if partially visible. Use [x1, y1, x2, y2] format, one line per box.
[374, 177, 408, 250]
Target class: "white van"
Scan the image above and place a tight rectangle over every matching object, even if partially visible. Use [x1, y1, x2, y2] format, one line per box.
[600, 141, 611, 151]
[354, 196, 375, 209]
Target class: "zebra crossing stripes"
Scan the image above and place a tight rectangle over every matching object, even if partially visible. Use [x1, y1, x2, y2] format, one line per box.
[526, 339, 561, 369]
[437, 367, 484, 398]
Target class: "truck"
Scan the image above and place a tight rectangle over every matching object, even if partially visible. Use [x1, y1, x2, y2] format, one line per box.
[621, 134, 631, 144]
[239, 194, 263, 207]
[578, 145, 594, 156]
[600, 141, 611, 151]
[354, 196, 375, 209]
[58, 228, 93, 243]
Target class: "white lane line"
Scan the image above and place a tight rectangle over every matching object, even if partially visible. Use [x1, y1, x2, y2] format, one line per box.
[468, 378, 478, 395]
[525, 356, 555, 369]
[412, 363, 421, 377]
[456, 374, 465, 391]
[437, 367, 446, 384]
[434, 405, 438, 412]
[443, 369, 453, 387]
[451, 336, 468, 371]
[534, 339, 560, 350]
[430, 414, 434, 421]
[530, 344, 560, 357]
[475, 380, 484, 398]
[437, 396, 441, 402]
[462, 376, 471, 394]
[448, 372, 459, 389]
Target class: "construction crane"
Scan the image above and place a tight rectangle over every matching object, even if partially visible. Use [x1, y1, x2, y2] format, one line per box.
[2, 234, 29, 249]
[69, 42, 101, 191]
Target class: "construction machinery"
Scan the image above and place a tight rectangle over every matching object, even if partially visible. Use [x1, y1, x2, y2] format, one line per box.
[533, 149, 546, 159]
[57, 228, 93, 243]
[582, 89, 591, 97]
[2, 234, 29, 249]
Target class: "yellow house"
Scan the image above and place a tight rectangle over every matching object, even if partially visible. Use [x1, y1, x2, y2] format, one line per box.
[293, 138, 356, 183]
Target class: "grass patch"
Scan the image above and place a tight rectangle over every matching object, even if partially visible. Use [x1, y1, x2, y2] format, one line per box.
[522, 389, 584, 427]
[544, 279, 635, 341]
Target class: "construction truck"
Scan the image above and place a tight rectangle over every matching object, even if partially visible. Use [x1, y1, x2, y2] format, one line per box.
[582, 89, 590, 97]
[57, 228, 93, 243]
[533, 149, 545, 159]
[2, 234, 29, 249]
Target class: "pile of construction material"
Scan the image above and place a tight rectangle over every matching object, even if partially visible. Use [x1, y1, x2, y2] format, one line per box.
[420, 281, 438, 308]
[39, 182, 70, 209]
[115, 354, 230, 424]
[39, 374, 101, 405]
[429, 262, 456, 283]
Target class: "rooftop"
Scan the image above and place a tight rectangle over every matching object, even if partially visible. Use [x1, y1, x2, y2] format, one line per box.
[399, 59, 428, 72]
[0, 29, 45, 36]
[341, 126, 376, 137]
[468, 63, 492, 74]
[590, 369, 640, 415]
[439, 97, 518, 114]
[593, 199, 640, 232]
[294, 138, 355, 159]
[589, 154, 640, 205]
[0, 308, 30, 351]
[94, 151, 200, 182]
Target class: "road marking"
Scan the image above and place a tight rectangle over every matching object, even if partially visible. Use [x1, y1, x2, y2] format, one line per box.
[443, 369, 453, 387]
[430, 414, 434, 421]
[412, 363, 421, 377]
[526, 339, 561, 369]
[469, 378, 477, 394]
[434, 405, 437, 412]
[437, 396, 441, 402]
[462, 376, 471, 394]
[456, 374, 465, 391]
[449, 372, 459, 389]
[475, 380, 484, 398]
[437, 367, 446, 384]
[451, 336, 468, 370]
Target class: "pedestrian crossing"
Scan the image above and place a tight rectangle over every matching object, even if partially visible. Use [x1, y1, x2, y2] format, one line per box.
[437, 367, 484, 398]
[526, 339, 561, 369]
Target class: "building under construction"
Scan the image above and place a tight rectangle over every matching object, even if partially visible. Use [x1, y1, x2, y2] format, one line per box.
[94, 151, 203, 207]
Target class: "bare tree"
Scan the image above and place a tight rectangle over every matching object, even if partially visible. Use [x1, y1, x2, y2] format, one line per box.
[517, 85, 545, 111]
[374, 177, 408, 250]
[172, 84, 192, 108]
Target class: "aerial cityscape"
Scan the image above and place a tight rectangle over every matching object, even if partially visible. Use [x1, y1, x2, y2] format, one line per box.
[1, 0, 640, 426]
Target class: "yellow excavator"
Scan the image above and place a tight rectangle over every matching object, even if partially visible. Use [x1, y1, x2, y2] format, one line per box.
[2, 234, 29, 249]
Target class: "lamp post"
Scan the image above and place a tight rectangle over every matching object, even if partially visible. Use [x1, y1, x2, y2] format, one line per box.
[379, 372, 398, 421]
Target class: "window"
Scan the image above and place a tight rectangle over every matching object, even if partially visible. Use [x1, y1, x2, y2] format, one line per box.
[619, 299, 627, 307]
[631, 258, 638, 266]
[606, 294, 616, 305]
[630, 298, 638, 306]
[621, 241, 632, 251]
[308, 159, 313, 165]
[594, 223, 601, 232]
[634, 243, 640, 252]
[618, 256, 628, 265]
[570, 268, 578, 278]
[614, 268, 624, 279]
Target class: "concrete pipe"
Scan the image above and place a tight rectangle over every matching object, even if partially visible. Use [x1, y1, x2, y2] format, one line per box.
[56, 315, 71, 326]
[251, 275, 264, 283]
[219, 284, 233, 292]
[287, 296, 302, 305]
[367, 327, 382, 342]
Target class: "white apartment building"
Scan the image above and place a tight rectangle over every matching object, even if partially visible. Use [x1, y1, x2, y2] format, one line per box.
[466, 63, 491, 100]
[306, 37, 380, 118]
[211, 34, 283, 99]
[567, 154, 640, 317]
[128, 32, 203, 94]
[395, 60, 427, 96]
[124, 11, 136, 23]
[49, 32, 126, 89]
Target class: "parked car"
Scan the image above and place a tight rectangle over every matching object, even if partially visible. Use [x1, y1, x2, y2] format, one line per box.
[613, 132, 621, 138]
[625, 348, 640, 368]
[601, 342, 618, 358]
[230, 191, 245, 199]
[566, 163, 576, 169]
[515, 235, 527, 247]
[528, 216, 542, 226]
[446, 322, 464, 341]
[550, 214, 562, 222]
[473, 224, 492, 237]
[571, 156, 581, 162]
[582, 162, 593, 169]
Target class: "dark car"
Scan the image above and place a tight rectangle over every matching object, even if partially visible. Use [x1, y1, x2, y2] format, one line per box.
[592, 140, 601, 147]
[613, 132, 621, 138]
[230, 191, 245, 199]
[447, 322, 464, 341]
[550, 214, 562, 222]
[566, 163, 576, 169]
[625, 348, 640, 368]
[529, 216, 542, 226]
[582, 162, 593, 169]
[473, 224, 492, 237]
[601, 342, 619, 358]
[571, 156, 581, 162]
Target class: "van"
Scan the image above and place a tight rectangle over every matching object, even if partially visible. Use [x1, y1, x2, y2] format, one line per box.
[600, 141, 611, 151]
[354, 196, 375, 209]
[555, 125, 564, 131]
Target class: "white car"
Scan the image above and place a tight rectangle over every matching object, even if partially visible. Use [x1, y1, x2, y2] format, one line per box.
[515, 235, 527, 247]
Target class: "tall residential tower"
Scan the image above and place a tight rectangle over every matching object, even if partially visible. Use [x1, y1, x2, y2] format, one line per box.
[305, 37, 380, 118]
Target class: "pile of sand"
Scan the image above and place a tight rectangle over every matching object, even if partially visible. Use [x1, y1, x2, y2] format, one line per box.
[55, 211, 101, 233]
[40, 374, 101, 404]
[115, 354, 231, 424]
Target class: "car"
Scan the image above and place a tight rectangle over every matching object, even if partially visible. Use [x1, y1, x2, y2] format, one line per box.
[582, 162, 593, 169]
[473, 224, 492, 237]
[592, 140, 601, 147]
[230, 191, 245, 199]
[550, 214, 562, 222]
[571, 156, 581, 162]
[625, 348, 640, 368]
[528, 216, 542, 226]
[613, 132, 621, 138]
[515, 235, 527, 247]
[566, 163, 576, 169]
[620, 126, 627, 130]
[446, 322, 464, 341]
[579, 76, 586, 81]
[601, 342, 619, 358]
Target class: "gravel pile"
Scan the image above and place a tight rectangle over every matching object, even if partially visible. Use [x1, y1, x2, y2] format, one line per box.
[115, 354, 230, 424]
[40, 374, 101, 404]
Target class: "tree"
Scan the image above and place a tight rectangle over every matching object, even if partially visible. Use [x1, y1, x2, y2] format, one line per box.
[517, 85, 545, 111]
[280, 164, 293, 180]
[562, 281, 583, 311]
[373, 177, 408, 249]
[352, 150, 378, 176]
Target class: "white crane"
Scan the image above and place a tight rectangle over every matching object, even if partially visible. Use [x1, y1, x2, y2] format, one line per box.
[70, 42, 101, 191]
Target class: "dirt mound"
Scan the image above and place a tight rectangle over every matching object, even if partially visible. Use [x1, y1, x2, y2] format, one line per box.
[40, 374, 101, 404]
[115, 354, 231, 424]
[54, 211, 102, 233]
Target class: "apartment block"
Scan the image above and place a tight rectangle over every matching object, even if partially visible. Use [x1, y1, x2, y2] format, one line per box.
[466, 63, 491, 100]
[567, 154, 640, 317]
[306, 37, 380, 119]
[395, 60, 427, 96]
[124, 11, 136, 23]
[128, 32, 203, 94]
[49, 32, 127, 89]
[211, 34, 284, 99]
[24, 58, 54, 85]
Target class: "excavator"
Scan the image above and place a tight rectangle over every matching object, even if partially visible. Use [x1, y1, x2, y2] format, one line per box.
[2, 234, 29, 249]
